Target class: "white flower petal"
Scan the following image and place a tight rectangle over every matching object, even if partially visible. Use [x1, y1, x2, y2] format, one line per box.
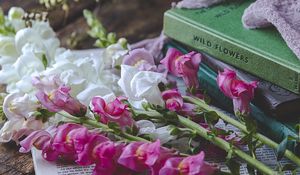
[0, 64, 19, 84]
[103, 43, 128, 68]
[3, 92, 38, 120]
[0, 119, 24, 143]
[77, 83, 113, 106]
[131, 70, 166, 107]
[0, 36, 18, 58]
[136, 120, 156, 135]
[118, 65, 140, 100]
[13, 51, 45, 77]
[154, 126, 177, 144]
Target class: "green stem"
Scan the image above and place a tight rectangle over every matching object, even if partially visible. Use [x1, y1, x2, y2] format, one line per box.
[184, 96, 300, 167]
[58, 111, 148, 142]
[135, 110, 276, 175]
[178, 116, 277, 175]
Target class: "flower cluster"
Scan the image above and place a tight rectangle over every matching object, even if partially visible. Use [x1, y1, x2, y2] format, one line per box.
[20, 123, 216, 175]
[91, 96, 135, 129]
[162, 89, 196, 116]
[217, 69, 258, 116]
[161, 48, 202, 92]
[0, 7, 129, 142]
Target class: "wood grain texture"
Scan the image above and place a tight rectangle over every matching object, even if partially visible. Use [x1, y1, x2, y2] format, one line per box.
[0, 0, 176, 174]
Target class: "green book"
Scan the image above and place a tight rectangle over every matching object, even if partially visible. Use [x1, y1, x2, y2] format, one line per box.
[163, 0, 300, 94]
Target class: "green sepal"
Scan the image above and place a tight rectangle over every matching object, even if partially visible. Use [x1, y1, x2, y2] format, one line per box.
[42, 54, 48, 68]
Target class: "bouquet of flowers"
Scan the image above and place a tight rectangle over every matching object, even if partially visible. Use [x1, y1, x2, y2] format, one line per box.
[0, 6, 299, 175]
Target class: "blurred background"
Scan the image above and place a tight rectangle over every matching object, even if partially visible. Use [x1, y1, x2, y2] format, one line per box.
[0, 0, 178, 49]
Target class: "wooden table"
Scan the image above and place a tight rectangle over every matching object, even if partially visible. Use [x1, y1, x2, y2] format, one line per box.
[0, 1, 176, 174]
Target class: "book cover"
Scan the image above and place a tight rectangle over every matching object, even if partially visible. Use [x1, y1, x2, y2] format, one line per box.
[163, 0, 300, 94]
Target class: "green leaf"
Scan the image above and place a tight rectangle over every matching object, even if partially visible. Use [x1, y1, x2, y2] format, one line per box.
[244, 117, 257, 133]
[34, 108, 55, 123]
[277, 137, 288, 160]
[225, 159, 240, 175]
[281, 164, 298, 172]
[246, 164, 256, 175]
[164, 111, 179, 123]
[204, 111, 220, 126]
[107, 121, 121, 135]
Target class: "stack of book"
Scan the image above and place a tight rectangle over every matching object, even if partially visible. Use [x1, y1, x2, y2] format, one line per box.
[163, 0, 300, 155]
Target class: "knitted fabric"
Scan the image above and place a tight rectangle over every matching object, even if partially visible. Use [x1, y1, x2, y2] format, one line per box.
[242, 0, 300, 60]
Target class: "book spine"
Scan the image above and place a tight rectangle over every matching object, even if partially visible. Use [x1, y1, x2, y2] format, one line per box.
[198, 63, 299, 155]
[163, 12, 300, 94]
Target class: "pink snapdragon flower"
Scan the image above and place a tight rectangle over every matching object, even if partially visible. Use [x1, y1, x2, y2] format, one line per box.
[160, 48, 202, 89]
[75, 131, 110, 166]
[118, 140, 162, 173]
[161, 89, 196, 116]
[92, 141, 132, 175]
[19, 127, 60, 161]
[35, 85, 87, 117]
[217, 69, 258, 116]
[91, 96, 135, 129]
[159, 151, 216, 175]
[122, 48, 157, 71]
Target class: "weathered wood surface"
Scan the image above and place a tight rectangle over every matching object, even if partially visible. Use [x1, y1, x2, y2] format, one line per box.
[0, 0, 176, 174]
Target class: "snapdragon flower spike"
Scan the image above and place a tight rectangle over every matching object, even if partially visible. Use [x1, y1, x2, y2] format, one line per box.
[159, 151, 216, 175]
[91, 96, 135, 130]
[36, 85, 87, 117]
[162, 89, 196, 116]
[122, 48, 157, 71]
[20, 123, 217, 175]
[160, 48, 202, 89]
[217, 69, 258, 116]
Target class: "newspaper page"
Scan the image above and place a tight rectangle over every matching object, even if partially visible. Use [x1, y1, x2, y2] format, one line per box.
[32, 149, 94, 175]
[31, 49, 299, 175]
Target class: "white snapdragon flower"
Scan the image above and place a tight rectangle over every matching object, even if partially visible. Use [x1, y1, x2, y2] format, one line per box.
[136, 120, 176, 144]
[77, 83, 113, 106]
[0, 64, 19, 85]
[15, 21, 60, 64]
[7, 7, 26, 31]
[118, 65, 166, 108]
[0, 118, 43, 143]
[102, 42, 128, 68]
[3, 92, 39, 120]
[44, 51, 97, 96]
[0, 36, 18, 62]
[0, 92, 43, 143]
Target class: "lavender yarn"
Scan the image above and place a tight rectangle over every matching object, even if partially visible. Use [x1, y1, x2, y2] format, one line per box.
[175, 0, 224, 9]
[130, 32, 169, 62]
[243, 0, 300, 60]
